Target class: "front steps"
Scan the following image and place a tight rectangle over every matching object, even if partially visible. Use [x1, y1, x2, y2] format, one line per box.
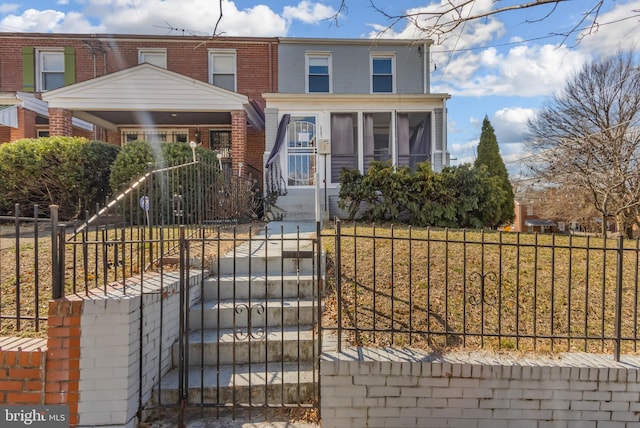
[155, 224, 321, 408]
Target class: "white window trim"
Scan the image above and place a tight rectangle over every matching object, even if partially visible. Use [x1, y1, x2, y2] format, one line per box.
[208, 49, 237, 91]
[370, 53, 396, 94]
[305, 52, 332, 94]
[138, 48, 167, 68]
[36, 48, 64, 92]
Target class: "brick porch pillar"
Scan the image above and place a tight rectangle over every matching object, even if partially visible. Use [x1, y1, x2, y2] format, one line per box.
[9, 107, 37, 140]
[48, 108, 73, 136]
[230, 110, 247, 174]
[45, 298, 83, 427]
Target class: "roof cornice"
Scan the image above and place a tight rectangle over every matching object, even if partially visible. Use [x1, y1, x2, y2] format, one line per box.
[278, 37, 433, 47]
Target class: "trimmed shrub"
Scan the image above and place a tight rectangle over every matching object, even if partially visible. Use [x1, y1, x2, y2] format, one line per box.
[109, 140, 217, 192]
[0, 137, 120, 219]
[108, 141, 220, 224]
[338, 161, 507, 228]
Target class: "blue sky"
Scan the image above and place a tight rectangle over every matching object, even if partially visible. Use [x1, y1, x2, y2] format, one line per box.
[1, 0, 640, 178]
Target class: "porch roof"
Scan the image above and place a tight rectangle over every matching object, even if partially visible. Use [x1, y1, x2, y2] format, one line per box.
[0, 92, 93, 131]
[41, 63, 264, 131]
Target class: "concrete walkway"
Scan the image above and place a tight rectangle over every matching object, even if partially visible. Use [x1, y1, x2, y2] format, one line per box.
[143, 408, 320, 427]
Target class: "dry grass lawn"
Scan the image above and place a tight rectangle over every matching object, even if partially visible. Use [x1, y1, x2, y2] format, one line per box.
[321, 222, 640, 355]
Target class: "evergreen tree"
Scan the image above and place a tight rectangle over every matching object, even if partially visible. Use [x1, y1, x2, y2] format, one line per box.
[474, 115, 515, 228]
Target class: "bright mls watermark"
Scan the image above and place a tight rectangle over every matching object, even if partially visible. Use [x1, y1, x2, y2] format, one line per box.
[1, 406, 68, 427]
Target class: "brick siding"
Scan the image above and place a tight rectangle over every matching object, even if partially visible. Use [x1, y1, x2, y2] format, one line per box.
[321, 342, 640, 428]
[45, 299, 83, 427]
[0, 337, 47, 405]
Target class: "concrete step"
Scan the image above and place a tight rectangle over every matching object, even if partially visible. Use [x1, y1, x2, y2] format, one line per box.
[172, 326, 317, 366]
[215, 240, 316, 276]
[202, 274, 317, 300]
[156, 363, 317, 406]
[188, 298, 319, 330]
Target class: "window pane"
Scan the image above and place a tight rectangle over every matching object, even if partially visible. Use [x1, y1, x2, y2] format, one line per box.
[141, 53, 167, 68]
[212, 74, 235, 91]
[212, 55, 234, 73]
[308, 56, 329, 93]
[373, 75, 392, 93]
[372, 58, 392, 74]
[308, 75, 329, 92]
[309, 64, 329, 74]
[42, 53, 64, 71]
[398, 112, 431, 168]
[364, 112, 391, 171]
[309, 57, 328, 73]
[43, 73, 65, 90]
[331, 113, 358, 181]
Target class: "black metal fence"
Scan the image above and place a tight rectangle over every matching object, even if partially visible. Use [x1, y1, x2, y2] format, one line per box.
[0, 205, 56, 334]
[0, 157, 263, 335]
[325, 221, 640, 361]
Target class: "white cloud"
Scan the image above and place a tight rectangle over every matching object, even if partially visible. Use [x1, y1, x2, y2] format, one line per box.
[434, 43, 588, 97]
[1, 9, 66, 32]
[0, 3, 19, 14]
[0, 1, 342, 36]
[366, 0, 505, 45]
[283, 1, 336, 25]
[81, 0, 287, 36]
[578, 0, 640, 55]
[449, 138, 479, 165]
[492, 107, 536, 144]
[0, 1, 291, 36]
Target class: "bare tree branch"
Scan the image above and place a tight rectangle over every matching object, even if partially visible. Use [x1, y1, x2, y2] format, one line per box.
[211, 0, 224, 38]
[527, 49, 640, 237]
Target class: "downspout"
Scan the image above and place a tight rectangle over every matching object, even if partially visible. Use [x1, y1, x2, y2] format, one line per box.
[443, 98, 448, 167]
[423, 42, 428, 94]
[269, 41, 274, 92]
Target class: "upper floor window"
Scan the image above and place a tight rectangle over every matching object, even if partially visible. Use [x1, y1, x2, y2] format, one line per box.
[138, 48, 167, 68]
[306, 53, 331, 93]
[208, 50, 236, 91]
[371, 55, 395, 93]
[37, 50, 65, 91]
[23, 47, 75, 93]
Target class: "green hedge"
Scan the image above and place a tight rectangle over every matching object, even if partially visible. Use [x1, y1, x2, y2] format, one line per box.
[0, 137, 120, 219]
[338, 161, 510, 228]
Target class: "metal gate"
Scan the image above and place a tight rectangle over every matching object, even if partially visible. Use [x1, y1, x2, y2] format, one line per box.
[149, 223, 322, 422]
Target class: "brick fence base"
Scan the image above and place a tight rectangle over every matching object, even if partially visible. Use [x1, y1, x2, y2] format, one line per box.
[320, 336, 640, 428]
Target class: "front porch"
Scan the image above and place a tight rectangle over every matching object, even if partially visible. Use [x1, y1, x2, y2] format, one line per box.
[40, 63, 264, 175]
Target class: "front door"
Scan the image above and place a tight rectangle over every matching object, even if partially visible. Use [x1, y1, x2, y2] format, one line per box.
[287, 117, 316, 186]
[210, 130, 232, 171]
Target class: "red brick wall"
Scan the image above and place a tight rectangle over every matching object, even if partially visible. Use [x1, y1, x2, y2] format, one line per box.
[49, 108, 73, 136]
[45, 298, 83, 427]
[246, 128, 265, 171]
[230, 110, 247, 174]
[9, 107, 37, 140]
[0, 337, 47, 405]
[0, 126, 10, 143]
[0, 301, 83, 427]
[0, 33, 277, 104]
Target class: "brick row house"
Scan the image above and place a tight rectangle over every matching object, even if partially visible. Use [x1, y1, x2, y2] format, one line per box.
[0, 33, 277, 176]
[0, 33, 450, 220]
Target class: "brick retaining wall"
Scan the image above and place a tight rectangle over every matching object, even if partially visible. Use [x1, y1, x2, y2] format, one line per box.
[0, 270, 203, 428]
[0, 337, 47, 405]
[320, 339, 640, 428]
